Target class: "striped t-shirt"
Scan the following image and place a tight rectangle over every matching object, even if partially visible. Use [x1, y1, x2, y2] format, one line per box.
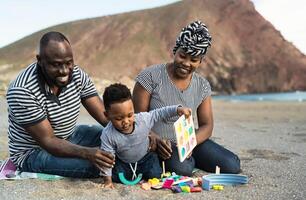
[6, 62, 98, 168]
[135, 63, 211, 141]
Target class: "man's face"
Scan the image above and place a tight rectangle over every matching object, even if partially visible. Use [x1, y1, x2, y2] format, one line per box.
[37, 40, 74, 88]
[173, 48, 202, 79]
[106, 99, 135, 134]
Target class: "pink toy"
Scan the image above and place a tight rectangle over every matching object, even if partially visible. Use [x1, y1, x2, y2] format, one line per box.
[162, 179, 174, 189]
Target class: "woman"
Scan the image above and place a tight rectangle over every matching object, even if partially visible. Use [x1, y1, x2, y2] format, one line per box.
[133, 21, 240, 176]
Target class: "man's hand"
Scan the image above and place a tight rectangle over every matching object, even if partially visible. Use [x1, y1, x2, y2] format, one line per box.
[85, 148, 115, 171]
[101, 176, 114, 189]
[157, 139, 172, 160]
[177, 106, 192, 118]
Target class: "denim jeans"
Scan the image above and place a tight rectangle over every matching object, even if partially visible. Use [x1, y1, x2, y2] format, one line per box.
[112, 152, 162, 183]
[163, 139, 241, 176]
[21, 124, 103, 178]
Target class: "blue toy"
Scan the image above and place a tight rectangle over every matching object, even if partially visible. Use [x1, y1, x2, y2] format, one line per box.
[202, 174, 248, 191]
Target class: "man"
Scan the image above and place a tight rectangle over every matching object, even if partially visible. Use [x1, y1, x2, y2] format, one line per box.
[6, 31, 115, 178]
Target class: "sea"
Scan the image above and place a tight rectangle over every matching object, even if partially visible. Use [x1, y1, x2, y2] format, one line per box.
[213, 91, 306, 102]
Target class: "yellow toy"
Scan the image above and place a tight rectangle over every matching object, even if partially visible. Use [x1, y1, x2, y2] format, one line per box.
[148, 178, 160, 186]
[212, 185, 224, 190]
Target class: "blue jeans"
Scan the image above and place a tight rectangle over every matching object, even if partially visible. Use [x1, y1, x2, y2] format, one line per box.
[21, 125, 103, 178]
[112, 152, 162, 183]
[163, 139, 241, 176]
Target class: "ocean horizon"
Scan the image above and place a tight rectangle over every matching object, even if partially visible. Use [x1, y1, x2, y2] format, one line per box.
[213, 91, 306, 102]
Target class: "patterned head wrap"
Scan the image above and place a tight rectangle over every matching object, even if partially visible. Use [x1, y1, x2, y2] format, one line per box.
[173, 20, 212, 57]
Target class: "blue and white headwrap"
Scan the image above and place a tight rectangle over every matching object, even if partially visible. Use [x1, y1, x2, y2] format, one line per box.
[173, 20, 212, 57]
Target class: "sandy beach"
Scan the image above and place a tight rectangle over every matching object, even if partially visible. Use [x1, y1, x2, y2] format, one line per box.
[0, 96, 305, 200]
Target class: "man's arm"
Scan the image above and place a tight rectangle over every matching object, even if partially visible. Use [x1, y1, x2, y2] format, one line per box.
[81, 95, 108, 126]
[24, 119, 115, 170]
[195, 96, 214, 144]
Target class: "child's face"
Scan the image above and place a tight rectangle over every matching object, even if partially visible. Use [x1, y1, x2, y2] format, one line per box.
[106, 99, 135, 134]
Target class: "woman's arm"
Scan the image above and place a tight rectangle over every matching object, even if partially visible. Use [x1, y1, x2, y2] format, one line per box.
[195, 96, 214, 145]
[132, 82, 151, 113]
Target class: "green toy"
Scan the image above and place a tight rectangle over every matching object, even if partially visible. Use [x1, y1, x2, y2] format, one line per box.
[118, 172, 143, 185]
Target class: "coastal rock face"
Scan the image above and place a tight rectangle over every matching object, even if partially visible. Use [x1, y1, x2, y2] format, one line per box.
[1, 0, 306, 94]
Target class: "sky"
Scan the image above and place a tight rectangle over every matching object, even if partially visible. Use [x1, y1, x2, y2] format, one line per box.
[0, 0, 305, 54]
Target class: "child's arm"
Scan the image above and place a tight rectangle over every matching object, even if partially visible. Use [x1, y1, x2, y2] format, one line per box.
[148, 105, 191, 124]
[100, 128, 116, 188]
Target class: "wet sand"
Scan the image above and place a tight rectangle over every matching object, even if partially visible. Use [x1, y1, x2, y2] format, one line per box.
[0, 97, 305, 200]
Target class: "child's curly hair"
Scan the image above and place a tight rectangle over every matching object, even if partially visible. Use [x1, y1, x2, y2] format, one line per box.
[103, 83, 132, 110]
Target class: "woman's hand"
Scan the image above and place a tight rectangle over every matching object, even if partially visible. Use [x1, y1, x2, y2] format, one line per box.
[148, 133, 157, 152]
[157, 138, 172, 160]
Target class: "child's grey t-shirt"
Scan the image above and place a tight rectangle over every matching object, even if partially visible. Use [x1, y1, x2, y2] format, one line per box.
[100, 105, 179, 176]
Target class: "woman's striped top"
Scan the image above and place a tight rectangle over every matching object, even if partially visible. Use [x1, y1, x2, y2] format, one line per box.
[135, 63, 211, 142]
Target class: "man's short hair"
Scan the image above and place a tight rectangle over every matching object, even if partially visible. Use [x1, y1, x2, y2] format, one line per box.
[39, 31, 70, 55]
[103, 83, 132, 110]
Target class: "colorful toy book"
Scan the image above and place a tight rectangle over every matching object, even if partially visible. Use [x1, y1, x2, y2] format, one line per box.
[173, 115, 197, 162]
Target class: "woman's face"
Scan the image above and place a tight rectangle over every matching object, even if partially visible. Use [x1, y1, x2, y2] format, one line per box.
[172, 48, 202, 79]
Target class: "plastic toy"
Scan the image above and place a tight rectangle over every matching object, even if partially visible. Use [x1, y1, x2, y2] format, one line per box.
[151, 182, 163, 190]
[118, 172, 143, 185]
[180, 186, 191, 193]
[190, 187, 202, 192]
[162, 179, 174, 189]
[173, 115, 197, 162]
[171, 185, 182, 193]
[172, 177, 193, 185]
[212, 185, 224, 190]
[141, 182, 151, 190]
[161, 161, 171, 178]
[148, 178, 160, 186]
[202, 174, 248, 191]
[178, 180, 193, 188]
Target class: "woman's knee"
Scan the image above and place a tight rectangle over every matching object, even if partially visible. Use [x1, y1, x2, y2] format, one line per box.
[165, 158, 194, 176]
[222, 154, 241, 174]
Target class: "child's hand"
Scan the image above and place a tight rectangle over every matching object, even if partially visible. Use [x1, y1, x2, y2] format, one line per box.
[101, 182, 114, 189]
[101, 176, 115, 189]
[177, 106, 192, 118]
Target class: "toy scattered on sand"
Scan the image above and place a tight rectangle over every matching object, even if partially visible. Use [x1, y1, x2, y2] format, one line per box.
[137, 164, 249, 193]
[118, 172, 143, 186]
[118, 113, 249, 193]
[202, 173, 248, 191]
